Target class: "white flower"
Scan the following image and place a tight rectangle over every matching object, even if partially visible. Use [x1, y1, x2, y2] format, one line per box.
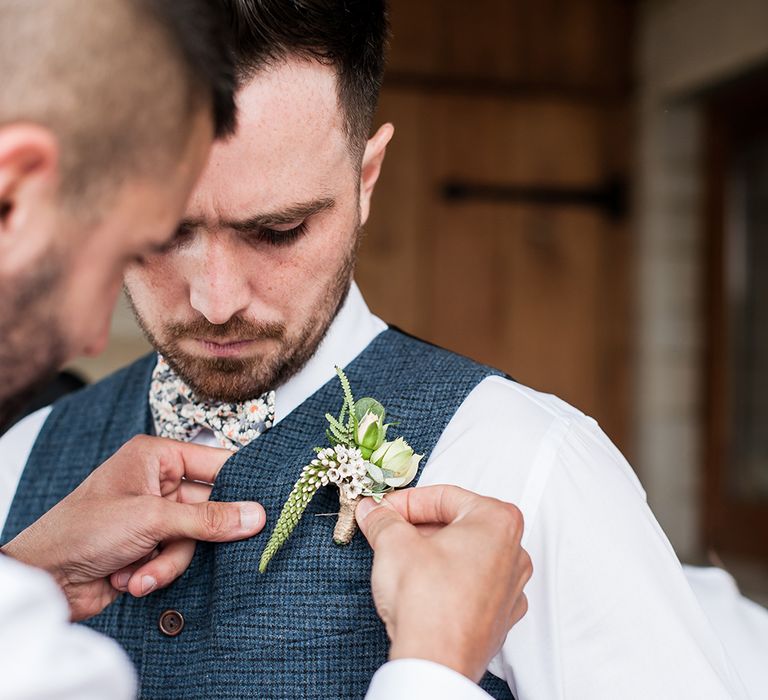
[367, 462, 384, 483]
[369, 437, 422, 488]
[192, 407, 207, 424]
[156, 401, 177, 423]
[344, 482, 363, 500]
[244, 399, 268, 422]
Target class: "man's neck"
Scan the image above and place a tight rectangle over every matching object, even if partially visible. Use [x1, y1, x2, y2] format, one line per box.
[271, 281, 385, 425]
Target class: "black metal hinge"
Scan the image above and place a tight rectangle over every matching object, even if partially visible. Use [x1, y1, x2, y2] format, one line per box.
[440, 177, 628, 220]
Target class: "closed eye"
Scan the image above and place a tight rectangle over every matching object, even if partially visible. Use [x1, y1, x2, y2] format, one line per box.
[154, 223, 194, 254]
[130, 224, 193, 264]
[245, 221, 308, 247]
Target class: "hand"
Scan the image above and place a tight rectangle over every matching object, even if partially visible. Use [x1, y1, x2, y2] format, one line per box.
[355, 484, 531, 683]
[1, 435, 265, 621]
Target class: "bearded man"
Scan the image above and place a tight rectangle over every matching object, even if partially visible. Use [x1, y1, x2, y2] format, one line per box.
[0, 0, 534, 698]
[0, 1, 747, 699]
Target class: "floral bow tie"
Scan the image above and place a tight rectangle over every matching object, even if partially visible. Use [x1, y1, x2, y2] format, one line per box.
[149, 355, 275, 451]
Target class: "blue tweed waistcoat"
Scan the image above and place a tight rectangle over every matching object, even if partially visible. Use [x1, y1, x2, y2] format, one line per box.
[3, 329, 514, 700]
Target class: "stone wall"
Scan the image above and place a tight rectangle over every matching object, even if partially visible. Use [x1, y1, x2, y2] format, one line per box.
[636, 0, 768, 559]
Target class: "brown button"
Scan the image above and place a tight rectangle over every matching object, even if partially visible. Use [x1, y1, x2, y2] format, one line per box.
[158, 609, 185, 637]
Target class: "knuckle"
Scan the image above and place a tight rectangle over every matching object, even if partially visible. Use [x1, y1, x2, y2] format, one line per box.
[507, 503, 524, 528]
[143, 499, 167, 538]
[497, 502, 524, 533]
[518, 593, 529, 618]
[364, 517, 387, 546]
[509, 593, 529, 628]
[160, 557, 182, 585]
[201, 501, 226, 537]
[367, 514, 399, 549]
[523, 550, 533, 579]
[126, 434, 149, 451]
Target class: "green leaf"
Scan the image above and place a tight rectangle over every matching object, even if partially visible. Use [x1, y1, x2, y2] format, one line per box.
[335, 366, 357, 433]
[328, 424, 350, 444]
[325, 412, 352, 443]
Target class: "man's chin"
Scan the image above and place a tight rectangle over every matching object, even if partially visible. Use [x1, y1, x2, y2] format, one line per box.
[159, 352, 273, 403]
[184, 380, 269, 404]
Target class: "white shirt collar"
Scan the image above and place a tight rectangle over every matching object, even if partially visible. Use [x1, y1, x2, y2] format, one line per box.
[273, 281, 386, 425]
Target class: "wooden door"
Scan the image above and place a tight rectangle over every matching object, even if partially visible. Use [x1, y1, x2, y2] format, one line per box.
[356, 0, 633, 451]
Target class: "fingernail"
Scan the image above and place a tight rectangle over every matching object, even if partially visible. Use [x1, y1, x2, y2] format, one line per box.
[240, 503, 263, 531]
[141, 575, 157, 595]
[115, 573, 130, 590]
[355, 497, 377, 523]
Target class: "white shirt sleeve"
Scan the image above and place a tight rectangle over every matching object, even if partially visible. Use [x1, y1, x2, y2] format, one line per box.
[0, 406, 51, 532]
[684, 565, 768, 699]
[0, 553, 136, 699]
[365, 659, 493, 700]
[419, 376, 749, 700]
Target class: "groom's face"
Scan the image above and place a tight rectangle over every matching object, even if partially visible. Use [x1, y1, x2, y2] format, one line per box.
[125, 57, 392, 402]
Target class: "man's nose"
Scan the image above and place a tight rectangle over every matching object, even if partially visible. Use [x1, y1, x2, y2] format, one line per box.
[188, 245, 252, 325]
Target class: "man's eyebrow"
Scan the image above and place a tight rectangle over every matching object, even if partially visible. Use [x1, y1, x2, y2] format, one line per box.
[220, 197, 336, 232]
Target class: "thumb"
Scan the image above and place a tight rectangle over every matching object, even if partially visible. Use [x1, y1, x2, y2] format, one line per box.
[159, 499, 266, 543]
[356, 497, 415, 550]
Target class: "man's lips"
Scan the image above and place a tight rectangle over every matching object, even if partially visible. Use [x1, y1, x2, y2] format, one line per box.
[193, 337, 259, 358]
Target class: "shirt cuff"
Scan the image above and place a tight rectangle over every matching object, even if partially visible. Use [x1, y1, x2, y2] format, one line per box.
[365, 659, 495, 700]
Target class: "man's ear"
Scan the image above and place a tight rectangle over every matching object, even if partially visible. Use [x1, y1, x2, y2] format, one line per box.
[359, 123, 394, 226]
[0, 124, 60, 271]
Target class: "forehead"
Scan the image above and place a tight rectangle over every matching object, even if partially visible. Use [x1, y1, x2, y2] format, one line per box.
[187, 57, 351, 220]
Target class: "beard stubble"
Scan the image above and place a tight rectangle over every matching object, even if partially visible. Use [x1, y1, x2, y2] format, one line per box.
[0, 259, 68, 429]
[128, 235, 358, 403]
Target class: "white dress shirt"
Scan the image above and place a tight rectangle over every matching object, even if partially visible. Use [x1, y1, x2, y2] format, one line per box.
[0, 283, 753, 700]
[0, 553, 136, 700]
[685, 566, 768, 698]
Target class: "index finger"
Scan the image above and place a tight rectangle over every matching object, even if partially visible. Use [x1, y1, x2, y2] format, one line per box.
[158, 439, 234, 485]
[379, 485, 480, 526]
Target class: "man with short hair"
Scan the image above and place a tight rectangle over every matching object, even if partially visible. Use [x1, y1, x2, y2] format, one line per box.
[0, 1, 257, 696]
[0, 1, 532, 698]
[0, 0, 746, 698]
[0, 0, 235, 428]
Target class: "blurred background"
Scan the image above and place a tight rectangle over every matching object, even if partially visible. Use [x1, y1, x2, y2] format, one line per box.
[35, 0, 768, 598]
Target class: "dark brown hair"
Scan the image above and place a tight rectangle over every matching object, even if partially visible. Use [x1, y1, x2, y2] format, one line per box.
[223, 0, 389, 155]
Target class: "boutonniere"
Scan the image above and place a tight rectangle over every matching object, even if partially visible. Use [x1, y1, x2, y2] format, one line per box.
[259, 367, 422, 572]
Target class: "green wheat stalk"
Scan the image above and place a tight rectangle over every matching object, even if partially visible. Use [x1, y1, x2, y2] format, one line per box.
[258, 464, 329, 573]
[259, 367, 358, 572]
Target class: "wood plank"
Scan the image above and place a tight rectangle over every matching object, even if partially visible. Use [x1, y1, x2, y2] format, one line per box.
[360, 87, 630, 448]
[387, 0, 634, 92]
